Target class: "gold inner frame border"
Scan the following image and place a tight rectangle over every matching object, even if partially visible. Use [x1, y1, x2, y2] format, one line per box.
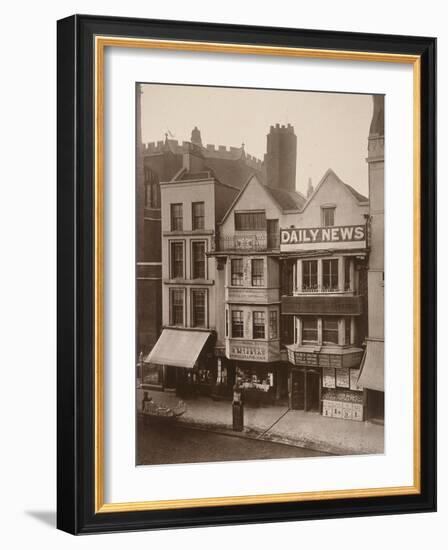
[94, 35, 421, 514]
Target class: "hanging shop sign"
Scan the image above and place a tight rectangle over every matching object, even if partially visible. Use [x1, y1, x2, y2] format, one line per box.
[280, 224, 366, 251]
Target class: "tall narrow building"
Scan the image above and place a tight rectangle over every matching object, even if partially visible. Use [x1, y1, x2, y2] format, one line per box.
[358, 95, 385, 422]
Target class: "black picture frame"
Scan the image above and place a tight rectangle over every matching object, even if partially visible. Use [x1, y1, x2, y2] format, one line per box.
[57, 14, 436, 535]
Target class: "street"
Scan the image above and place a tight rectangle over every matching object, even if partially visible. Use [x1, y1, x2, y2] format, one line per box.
[136, 418, 328, 465]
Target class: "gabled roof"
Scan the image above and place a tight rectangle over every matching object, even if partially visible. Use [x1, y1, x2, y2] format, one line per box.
[219, 174, 306, 225]
[343, 182, 368, 203]
[302, 168, 368, 211]
[203, 157, 264, 190]
[262, 185, 307, 211]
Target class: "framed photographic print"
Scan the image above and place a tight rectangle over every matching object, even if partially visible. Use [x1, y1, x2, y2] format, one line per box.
[57, 14, 436, 534]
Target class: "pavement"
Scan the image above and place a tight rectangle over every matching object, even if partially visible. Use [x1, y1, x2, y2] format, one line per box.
[137, 388, 384, 456]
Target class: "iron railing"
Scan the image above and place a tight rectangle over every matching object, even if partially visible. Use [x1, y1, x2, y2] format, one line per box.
[217, 233, 280, 252]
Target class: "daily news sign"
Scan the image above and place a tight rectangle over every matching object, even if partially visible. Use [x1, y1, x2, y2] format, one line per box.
[280, 224, 366, 251]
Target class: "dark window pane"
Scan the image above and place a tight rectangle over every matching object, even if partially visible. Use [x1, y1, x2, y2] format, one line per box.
[323, 317, 339, 344]
[192, 241, 206, 279]
[345, 318, 351, 345]
[192, 202, 205, 230]
[253, 311, 265, 339]
[235, 211, 266, 231]
[302, 317, 318, 342]
[322, 207, 335, 227]
[231, 258, 243, 286]
[192, 290, 206, 327]
[322, 259, 338, 290]
[232, 310, 244, 338]
[251, 259, 264, 286]
[170, 242, 184, 278]
[171, 203, 183, 231]
[302, 260, 318, 291]
[170, 289, 184, 326]
[269, 311, 278, 339]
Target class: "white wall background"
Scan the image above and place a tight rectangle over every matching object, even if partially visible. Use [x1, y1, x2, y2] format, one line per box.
[0, 0, 443, 547]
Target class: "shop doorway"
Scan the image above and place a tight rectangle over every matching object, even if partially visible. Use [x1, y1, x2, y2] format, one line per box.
[367, 389, 384, 423]
[305, 371, 321, 412]
[164, 365, 177, 389]
[290, 370, 305, 410]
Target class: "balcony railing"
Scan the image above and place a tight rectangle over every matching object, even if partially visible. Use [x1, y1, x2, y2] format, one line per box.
[217, 233, 280, 252]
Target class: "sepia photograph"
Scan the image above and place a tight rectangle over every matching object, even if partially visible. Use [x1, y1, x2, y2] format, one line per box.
[135, 83, 384, 466]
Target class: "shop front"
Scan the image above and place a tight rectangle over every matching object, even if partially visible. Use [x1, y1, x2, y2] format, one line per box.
[235, 362, 277, 406]
[224, 337, 287, 405]
[358, 339, 384, 423]
[290, 367, 321, 411]
[144, 327, 214, 396]
[287, 345, 365, 420]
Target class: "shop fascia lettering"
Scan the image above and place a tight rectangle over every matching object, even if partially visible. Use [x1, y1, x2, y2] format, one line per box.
[230, 345, 267, 359]
[280, 225, 365, 245]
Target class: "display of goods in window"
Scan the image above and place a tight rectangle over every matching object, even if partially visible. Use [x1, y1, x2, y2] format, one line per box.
[350, 368, 363, 391]
[323, 367, 336, 388]
[336, 368, 350, 388]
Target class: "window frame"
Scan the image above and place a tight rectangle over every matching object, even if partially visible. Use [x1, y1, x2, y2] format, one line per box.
[231, 310, 244, 338]
[169, 288, 185, 326]
[302, 316, 319, 344]
[322, 258, 339, 291]
[170, 203, 183, 231]
[269, 310, 278, 339]
[170, 240, 184, 279]
[321, 206, 335, 227]
[302, 259, 318, 291]
[253, 311, 266, 340]
[191, 240, 206, 280]
[191, 288, 207, 328]
[234, 210, 266, 231]
[322, 316, 339, 345]
[251, 258, 264, 287]
[231, 258, 244, 286]
[192, 201, 205, 231]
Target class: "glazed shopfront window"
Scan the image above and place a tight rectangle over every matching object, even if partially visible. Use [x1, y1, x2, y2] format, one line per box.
[236, 365, 274, 393]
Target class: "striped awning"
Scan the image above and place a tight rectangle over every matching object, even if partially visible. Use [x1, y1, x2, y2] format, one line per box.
[144, 329, 211, 369]
[358, 340, 384, 392]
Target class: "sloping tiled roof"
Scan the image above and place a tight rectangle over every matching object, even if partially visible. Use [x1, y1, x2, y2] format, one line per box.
[204, 157, 265, 190]
[262, 185, 307, 210]
[343, 183, 369, 203]
[178, 171, 213, 181]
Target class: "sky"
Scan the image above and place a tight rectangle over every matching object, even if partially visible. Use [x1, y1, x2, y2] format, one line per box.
[140, 83, 374, 197]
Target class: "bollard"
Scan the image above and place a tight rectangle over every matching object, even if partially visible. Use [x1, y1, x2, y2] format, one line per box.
[232, 384, 244, 431]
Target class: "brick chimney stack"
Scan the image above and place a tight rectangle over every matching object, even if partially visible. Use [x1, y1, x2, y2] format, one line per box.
[264, 123, 297, 192]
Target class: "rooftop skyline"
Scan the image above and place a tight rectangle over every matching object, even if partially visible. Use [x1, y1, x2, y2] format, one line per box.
[140, 83, 375, 197]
